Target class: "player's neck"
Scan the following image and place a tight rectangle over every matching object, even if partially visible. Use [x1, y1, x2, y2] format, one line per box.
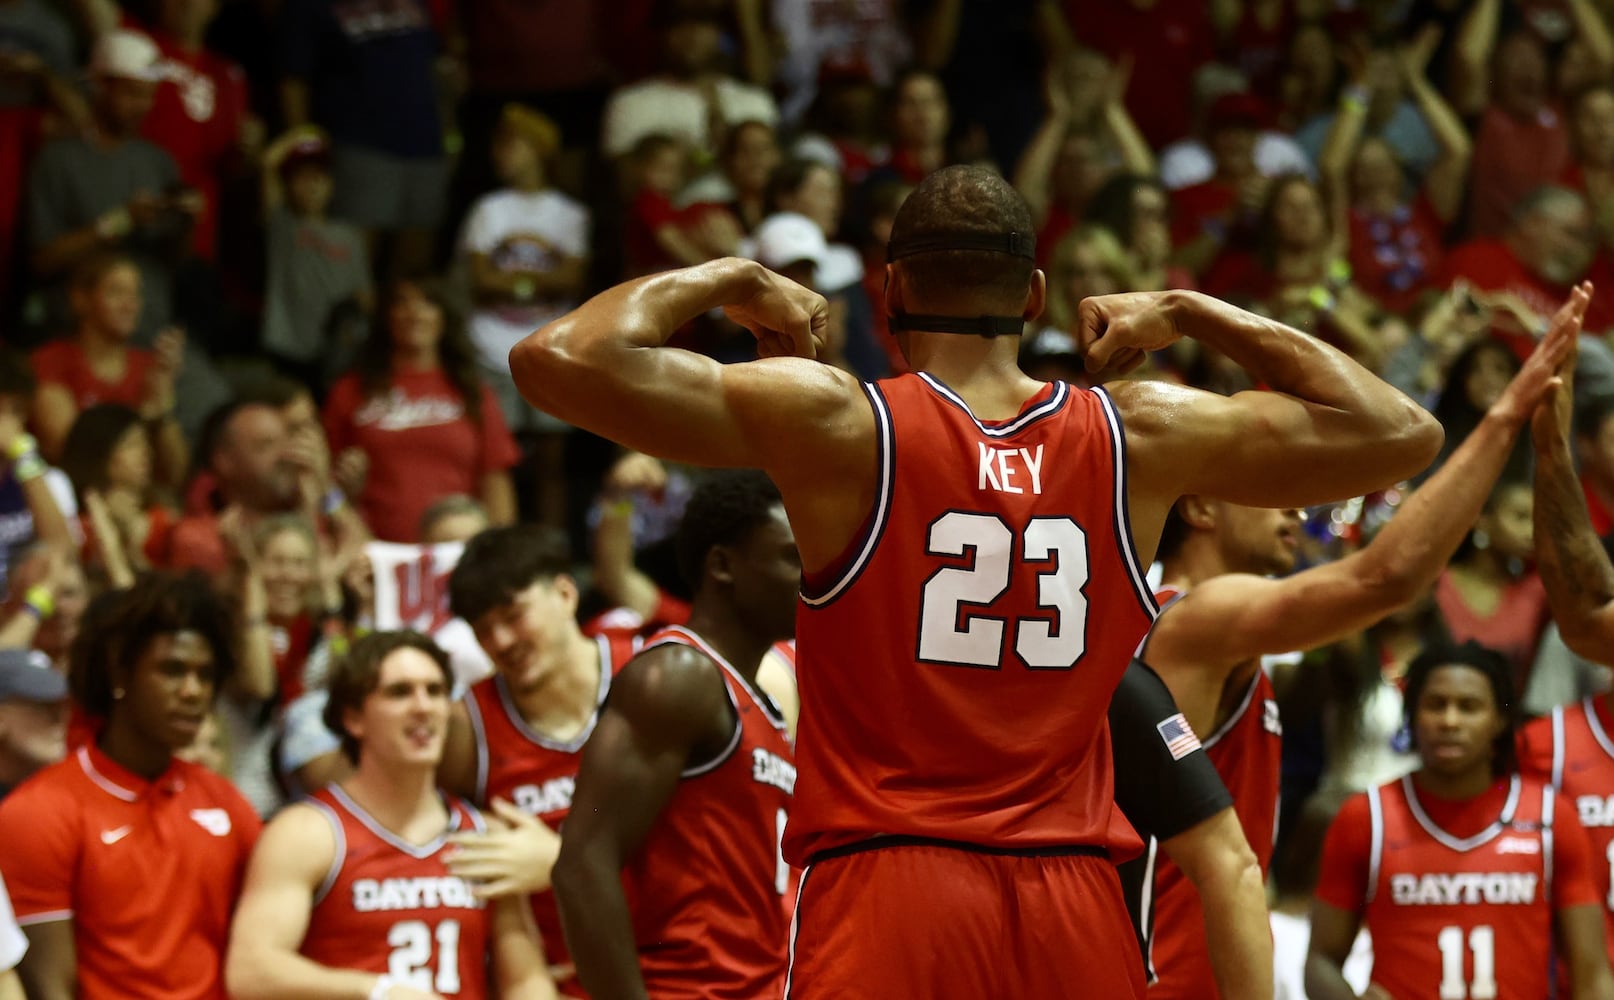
[341, 762, 444, 842]
[1159, 546, 1226, 592]
[1411, 763, 1496, 802]
[96, 716, 172, 780]
[906, 341, 1043, 417]
[683, 606, 772, 686]
[513, 630, 601, 735]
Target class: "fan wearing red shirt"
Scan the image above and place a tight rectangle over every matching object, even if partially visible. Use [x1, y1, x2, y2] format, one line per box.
[506, 166, 1443, 999]
[1307, 643, 1614, 1000]
[0, 573, 261, 1000]
[435, 524, 643, 997]
[224, 631, 552, 1000]
[553, 470, 797, 1000]
[124, 2, 251, 259]
[323, 279, 520, 543]
[1128, 290, 1584, 999]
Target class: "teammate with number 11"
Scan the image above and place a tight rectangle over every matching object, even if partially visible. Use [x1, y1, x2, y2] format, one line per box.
[226, 632, 555, 1000]
[510, 165, 1441, 997]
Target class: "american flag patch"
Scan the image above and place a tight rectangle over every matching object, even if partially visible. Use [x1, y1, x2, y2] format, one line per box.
[1156, 713, 1202, 761]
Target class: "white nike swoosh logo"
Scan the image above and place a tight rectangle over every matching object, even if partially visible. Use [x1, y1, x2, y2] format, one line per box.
[100, 826, 132, 845]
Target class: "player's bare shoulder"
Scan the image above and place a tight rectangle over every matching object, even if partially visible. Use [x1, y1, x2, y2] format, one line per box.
[251, 800, 340, 884]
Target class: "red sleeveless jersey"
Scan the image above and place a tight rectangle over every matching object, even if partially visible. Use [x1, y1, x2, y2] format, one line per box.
[788, 374, 1156, 862]
[1521, 696, 1614, 987]
[624, 626, 794, 999]
[463, 629, 640, 991]
[301, 786, 491, 998]
[1364, 774, 1559, 1000]
[1142, 666, 1281, 996]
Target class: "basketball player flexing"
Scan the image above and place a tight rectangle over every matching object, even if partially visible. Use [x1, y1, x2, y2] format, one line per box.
[508, 165, 1441, 997]
[1129, 285, 1588, 999]
[226, 631, 553, 1000]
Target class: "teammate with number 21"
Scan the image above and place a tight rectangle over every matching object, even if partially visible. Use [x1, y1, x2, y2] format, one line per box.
[510, 165, 1442, 997]
[226, 632, 555, 1000]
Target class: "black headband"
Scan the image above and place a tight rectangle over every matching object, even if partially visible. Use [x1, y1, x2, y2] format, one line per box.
[886, 230, 1036, 263]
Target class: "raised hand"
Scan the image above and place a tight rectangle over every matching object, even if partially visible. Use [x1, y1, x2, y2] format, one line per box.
[722, 268, 829, 360]
[603, 451, 667, 499]
[1492, 282, 1588, 427]
[1077, 291, 1184, 378]
[1533, 286, 1591, 451]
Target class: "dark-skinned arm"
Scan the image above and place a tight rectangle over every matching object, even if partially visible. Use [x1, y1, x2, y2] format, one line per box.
[1532, 304, 1614, 663]
[1144, 285, 1586, 682]
[1304, 902, 1376, 1000]
[551, 646, 735, 1000]
[1093, 290, 1444, 518]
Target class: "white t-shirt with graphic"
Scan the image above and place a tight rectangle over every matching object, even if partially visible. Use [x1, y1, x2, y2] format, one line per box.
[458, 188, 590, 367]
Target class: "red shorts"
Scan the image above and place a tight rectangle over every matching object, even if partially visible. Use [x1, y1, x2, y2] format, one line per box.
[785, 840, 1146, 999]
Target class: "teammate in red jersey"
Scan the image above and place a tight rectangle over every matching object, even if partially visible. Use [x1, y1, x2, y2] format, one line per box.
[430, 524, 642, 996]
[1527, 293, 1614, 991]
[510, 164, 1442, 997]
[1126, 287, 1589, 1000]
[226, 631, 553, 1000]
[1308, 643, 1614, 1000]
[553, 470, 798, 1000]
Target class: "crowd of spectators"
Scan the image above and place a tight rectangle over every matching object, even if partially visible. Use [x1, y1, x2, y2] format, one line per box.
[0, 0, 1610, 994]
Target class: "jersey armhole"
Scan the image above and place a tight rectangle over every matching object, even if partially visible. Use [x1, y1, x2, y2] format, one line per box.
[303, 799, 347, 906]
[799, 381, 892, 608]
[463, 687, 491, 804]
[1090, 386, 1161, 623]
[1541, 784, 1556, 907]
[1365, 786, 1384, 906]
[1551, 706, 1566, 790]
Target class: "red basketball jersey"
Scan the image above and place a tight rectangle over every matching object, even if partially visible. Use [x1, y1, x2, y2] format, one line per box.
[463, 629, 640, 990]
[301, 786, 491, 998]
[1520, 696, 1614, 984]
[1364, 774, 1559, 1000]
[788, 374, 1157, 862]
[1141, 666, 1282, 996]
[625, 626, 794, 999]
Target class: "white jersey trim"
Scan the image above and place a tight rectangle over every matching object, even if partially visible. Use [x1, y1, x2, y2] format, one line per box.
[1139, 837, 1160, 984]
[1551, 705, 1567, 790]
[1541, 784, 1556, 904]
[1092, 386, 1161, 622]
[1400, 773, 1522, 854]
[303, 797, 348, 906]
[1365, 786, 1384, 905]
[1202, 671, 1262, 751]
[1582, 696, 1614, 762]
[463, 686, 491, 804]
[492, 634, 615, 753]
[641, 626, 763, 777]
[783, 863, 813, 999]
[915, 371, 1070, 437]
[326, 785, 465, 860]
[801, 381, 893, 608]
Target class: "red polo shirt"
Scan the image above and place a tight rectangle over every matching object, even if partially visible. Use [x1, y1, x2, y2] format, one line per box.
[0, 744, 260, 999]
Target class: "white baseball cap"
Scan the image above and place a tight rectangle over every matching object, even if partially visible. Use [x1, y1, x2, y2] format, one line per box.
[748, 212, 831, 276]
[90, 29, 164, 82]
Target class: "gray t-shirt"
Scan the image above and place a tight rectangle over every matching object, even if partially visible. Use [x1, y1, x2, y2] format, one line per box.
[263, 206, 371, 363]
[27, 135, 182, 341]
[0, 0, 76, 108]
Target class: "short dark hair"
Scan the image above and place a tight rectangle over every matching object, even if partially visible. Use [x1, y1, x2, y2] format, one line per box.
[233, 374, 313, 411]
[1402, 640, 1517, 775]
[675, 470, 784, 592]
[887, 165, 1036, 309]
[766, 157, 833, 214]
[60, 403, 144, 500]
[322, 631, 453, 763]
[69, 573, 239, 718]
[448, 524, 573, 623]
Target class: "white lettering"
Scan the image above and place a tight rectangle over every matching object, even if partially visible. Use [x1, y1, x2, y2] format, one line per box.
[996, 451, 1022, 494]
[512, 777, 575, 817]
[351, 877, 486, 913]
[1389, 872, 1538, 906]
[1019, 445, 1044, 495]
[1578, 794, 1614, 828]
[977, 442, 1001, 492]
[751, 747, 797, 794]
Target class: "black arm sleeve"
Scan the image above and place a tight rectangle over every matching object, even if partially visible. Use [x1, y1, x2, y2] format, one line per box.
[1109, 660, 1233, 842]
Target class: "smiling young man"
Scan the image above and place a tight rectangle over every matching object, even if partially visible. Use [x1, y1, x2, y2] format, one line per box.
[0, 573, 261, 1000]
[435, 524, 643, 995]
[1307, 643, 1614, 1000]
[225, 631, 552, 1000]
